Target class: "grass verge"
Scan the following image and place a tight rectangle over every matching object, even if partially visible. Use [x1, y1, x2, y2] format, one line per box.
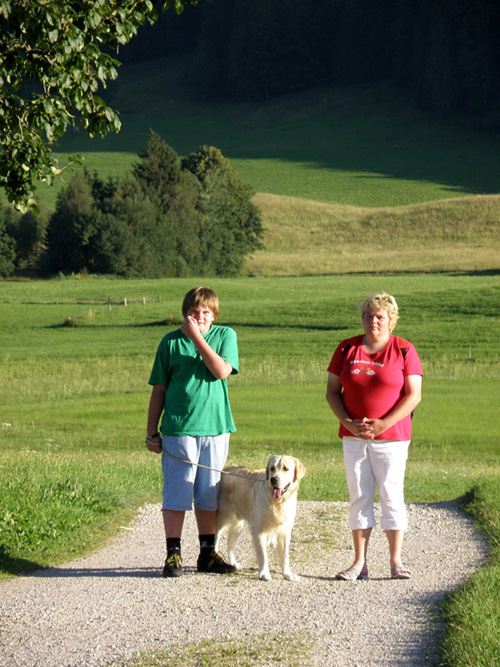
[106, 632, 315, 667]
[0, 451, 161, 579]
[440, 479, 500, 666]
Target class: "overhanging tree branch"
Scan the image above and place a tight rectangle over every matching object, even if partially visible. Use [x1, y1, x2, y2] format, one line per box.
[0, 0, 198, 211]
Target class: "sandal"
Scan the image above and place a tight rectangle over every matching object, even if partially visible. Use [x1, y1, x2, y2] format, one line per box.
[336, 566, 368, 581]
[391, 565, 411, 579]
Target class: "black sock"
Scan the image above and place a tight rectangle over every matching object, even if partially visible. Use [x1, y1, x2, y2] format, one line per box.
[198, 534, 215, 554]
[167, 537, 181, 555]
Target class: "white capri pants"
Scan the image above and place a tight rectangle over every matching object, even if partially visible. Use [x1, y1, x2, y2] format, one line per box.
[342, 437, 410, 531]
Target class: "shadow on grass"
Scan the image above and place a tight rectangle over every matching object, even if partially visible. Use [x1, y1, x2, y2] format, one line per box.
[56, 73, 500, 202]
[47, 320, 350, 332]
[0, 549, 45, 577]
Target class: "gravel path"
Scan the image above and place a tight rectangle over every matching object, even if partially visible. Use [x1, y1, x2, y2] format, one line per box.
[0, 501, 488, 667]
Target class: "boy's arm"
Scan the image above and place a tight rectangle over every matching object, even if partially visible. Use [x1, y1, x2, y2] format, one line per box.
[146, 384, 167, 453]
[181, 317, 233, 379]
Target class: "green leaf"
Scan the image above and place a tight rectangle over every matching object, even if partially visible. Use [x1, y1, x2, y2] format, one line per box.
[0, 2, 12, 19]
[87, 12, 101, 29]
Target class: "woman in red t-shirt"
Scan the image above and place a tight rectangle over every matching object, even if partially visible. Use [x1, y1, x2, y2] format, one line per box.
[326, 292, 423, 581]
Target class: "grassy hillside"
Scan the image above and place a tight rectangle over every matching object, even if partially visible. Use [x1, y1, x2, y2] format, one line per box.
[247, 193, 500, 275]
[6, 56, 490, 277]
[29, 56, 500, 214]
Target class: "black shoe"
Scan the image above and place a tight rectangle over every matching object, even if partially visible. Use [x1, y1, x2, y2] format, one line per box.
[163, 552, 183, 577]
[197, 550, 237, 574]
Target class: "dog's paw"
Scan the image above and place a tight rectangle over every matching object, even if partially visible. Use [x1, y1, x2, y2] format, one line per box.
[284, 572, 300, 581]
[226, 552, 242, 570]
[259, 570, 272, 581]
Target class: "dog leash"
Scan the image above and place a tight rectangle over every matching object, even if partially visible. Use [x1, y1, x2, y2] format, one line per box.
[145, 437, 266, 483]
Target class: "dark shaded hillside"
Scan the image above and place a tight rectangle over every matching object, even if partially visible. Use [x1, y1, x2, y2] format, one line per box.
[120, 0, 500, 126]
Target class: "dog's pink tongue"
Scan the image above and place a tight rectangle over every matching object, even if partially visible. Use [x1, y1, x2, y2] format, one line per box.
[272, 488, 282, 500]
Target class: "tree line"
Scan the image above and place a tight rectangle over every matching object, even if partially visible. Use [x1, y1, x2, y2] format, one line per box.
[0, 132, 262, 278]
[125, 0, 500, 121]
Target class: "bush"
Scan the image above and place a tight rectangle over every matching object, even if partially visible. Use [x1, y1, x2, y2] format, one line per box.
[0, 210, 16, 277]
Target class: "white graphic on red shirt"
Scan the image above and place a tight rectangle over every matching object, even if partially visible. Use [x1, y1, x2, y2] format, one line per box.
[351, 368, 376, 375]
[350, 358, 383, 376]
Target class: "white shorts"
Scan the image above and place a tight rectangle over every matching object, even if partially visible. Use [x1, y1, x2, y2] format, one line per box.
[342, 437, 410, 531]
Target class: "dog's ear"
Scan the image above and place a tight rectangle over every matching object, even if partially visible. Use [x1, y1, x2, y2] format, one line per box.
[293, 458, 306, 482]
[266, 458, 271, 481]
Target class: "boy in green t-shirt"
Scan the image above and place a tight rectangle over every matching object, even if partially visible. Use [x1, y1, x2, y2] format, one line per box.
[146, 286, 239, 577]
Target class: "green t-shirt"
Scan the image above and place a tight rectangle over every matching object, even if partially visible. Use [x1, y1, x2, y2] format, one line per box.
[148, 325, 239, 436]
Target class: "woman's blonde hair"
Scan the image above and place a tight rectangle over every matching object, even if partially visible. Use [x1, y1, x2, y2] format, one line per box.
[182, 286, 219, 319]
[359, 291, 399, 331]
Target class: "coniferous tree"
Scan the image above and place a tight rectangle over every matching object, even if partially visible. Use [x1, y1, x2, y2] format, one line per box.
[44, 171, 99, 274]
[97, 180, 177, 277]
[5, 209, 48, 271]
[183, 145, 262, 275]
[132, 130, 202, 272]
[132, 130, 182, 205]
[183, 0, 500, 118]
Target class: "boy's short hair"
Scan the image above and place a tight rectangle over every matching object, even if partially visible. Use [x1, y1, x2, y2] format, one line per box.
[182, 286, 220, 319]
[359, 291, 399, 331]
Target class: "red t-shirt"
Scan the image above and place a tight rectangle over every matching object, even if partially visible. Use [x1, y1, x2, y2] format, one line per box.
[327, 335, 423, 441]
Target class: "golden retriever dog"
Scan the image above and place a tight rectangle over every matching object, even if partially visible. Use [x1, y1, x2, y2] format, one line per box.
[215, 455, 306, 581]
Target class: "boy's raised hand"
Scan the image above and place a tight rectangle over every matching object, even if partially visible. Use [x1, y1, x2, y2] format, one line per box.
[181, 315, 201, 340]
[181, 313, 233, 380]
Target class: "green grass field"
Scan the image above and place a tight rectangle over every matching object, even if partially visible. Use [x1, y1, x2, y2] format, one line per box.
[2, 55, 500, 666]
[1, 274, 499, 666]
